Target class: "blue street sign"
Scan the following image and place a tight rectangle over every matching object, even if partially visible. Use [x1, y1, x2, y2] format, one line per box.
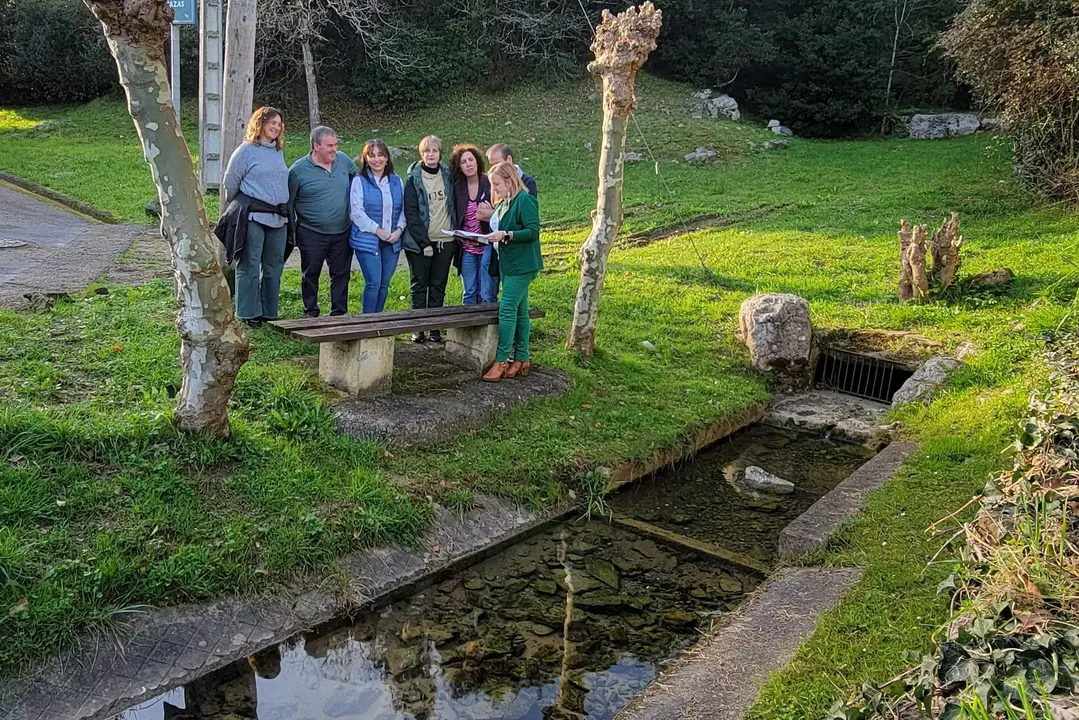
[169, 0, 197, 25]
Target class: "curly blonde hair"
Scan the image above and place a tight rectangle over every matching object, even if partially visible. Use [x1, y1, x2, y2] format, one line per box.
[244, 106, 284, 150]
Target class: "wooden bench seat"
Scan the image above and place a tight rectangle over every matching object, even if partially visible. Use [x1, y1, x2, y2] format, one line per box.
[268, 303, 545, 396]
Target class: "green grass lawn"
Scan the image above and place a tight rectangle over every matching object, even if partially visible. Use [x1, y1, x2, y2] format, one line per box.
[2, 76, 1078, 715]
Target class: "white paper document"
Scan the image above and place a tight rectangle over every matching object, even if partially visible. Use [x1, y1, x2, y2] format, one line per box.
[441, 229, 491, 243]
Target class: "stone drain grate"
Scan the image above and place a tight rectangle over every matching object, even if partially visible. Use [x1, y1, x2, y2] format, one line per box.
[814, 348, 914, 404]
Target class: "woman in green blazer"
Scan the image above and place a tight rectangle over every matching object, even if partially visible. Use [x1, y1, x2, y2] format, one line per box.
[481, 161, 543, 382]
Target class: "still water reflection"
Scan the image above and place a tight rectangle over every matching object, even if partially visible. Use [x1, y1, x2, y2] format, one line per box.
[115, 520, 757, 720]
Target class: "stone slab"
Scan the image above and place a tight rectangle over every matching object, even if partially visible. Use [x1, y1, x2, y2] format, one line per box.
[765, 390, 892, 447]
[778, 441, 920, 560]
[619, 566, 863, 720]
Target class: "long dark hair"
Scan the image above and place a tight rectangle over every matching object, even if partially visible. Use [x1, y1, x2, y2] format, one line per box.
[450, 143, 486, 182]
[359, 138, 394, 180]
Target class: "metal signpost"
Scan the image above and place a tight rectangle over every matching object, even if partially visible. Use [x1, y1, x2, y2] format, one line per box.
[198, 0, 224, 191]
[168, 0, 197, 125]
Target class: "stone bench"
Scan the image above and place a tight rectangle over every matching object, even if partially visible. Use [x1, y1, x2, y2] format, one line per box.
[268, 303, 546, 396]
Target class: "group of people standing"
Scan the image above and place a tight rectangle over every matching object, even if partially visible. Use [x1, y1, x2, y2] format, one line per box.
[215, 106, 541, 383]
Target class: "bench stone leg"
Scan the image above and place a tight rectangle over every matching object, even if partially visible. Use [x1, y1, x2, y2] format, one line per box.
[445, 324, 499, 371]
[318, 336, 395, 396]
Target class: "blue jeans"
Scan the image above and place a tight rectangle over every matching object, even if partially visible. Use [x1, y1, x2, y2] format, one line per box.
[461, 250, 485, 305]
[355, 244, 400, 313]
[479, 245, 500, 303]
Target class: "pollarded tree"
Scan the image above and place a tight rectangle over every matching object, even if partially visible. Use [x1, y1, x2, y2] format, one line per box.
[81, 0, 249, 436]
[566, 2, 663, 357]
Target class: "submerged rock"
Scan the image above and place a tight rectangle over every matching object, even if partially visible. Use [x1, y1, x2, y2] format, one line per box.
[386, 646, 421, 676]
[744, 466, 795, 495]
[534, 579, 557, 595]
[586, 559, 621, 590]
[663, 609, 696, 627]
[524, 622, 556, 637]
[719, 577, 743, 594]
[576, 592, 624, 610]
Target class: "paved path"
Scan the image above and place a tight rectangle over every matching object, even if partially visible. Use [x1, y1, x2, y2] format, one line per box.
[0, 181, 143, 307]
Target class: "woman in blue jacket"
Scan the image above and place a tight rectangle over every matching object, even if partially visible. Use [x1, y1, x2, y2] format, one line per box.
[350, 139, 406, 313]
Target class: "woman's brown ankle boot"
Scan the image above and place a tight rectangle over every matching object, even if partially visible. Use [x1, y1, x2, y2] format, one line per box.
[483, 361, 510, 383]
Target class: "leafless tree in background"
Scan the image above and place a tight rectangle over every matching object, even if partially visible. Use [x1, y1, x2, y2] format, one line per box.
[258, 0, 418, 127]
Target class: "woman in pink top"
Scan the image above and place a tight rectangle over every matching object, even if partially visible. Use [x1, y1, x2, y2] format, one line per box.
[450, 143, 496, 304]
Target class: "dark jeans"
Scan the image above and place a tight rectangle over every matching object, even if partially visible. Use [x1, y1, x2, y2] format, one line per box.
[405, 241, 456, 310]
[296, 225, 350, 316]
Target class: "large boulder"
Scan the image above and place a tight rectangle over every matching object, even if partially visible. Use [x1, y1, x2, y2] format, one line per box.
[767, 119, 794, 136]
[908, 113, 982, 139]
[738, 293, 813, 388]
[691, 92, 740, 121]
[684, 147, 718, 164]
[892, 356, 961, 406]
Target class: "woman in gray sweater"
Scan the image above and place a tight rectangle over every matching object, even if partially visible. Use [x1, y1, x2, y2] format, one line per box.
[221, 106, 290, 326]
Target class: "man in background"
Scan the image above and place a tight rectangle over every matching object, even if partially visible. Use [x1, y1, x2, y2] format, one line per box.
[485, 143, 537, 198]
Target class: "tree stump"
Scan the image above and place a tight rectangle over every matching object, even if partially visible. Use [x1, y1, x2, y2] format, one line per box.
[930, 211, 963, 291]
[898, 220, 914, 301]
[565, 3, 663, 356]
[900, 212, 963, 302]
[899, 220, 930, 303]
[83, 0, 249, 436]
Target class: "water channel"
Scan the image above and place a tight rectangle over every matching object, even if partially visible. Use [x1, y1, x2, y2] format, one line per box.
[112, 425, 874, 720]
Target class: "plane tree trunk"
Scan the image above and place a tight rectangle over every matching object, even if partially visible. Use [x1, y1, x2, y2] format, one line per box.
[82, 0, 250, 436]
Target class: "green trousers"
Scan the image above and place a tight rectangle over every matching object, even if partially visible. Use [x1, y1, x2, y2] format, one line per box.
[234, 221, 286, 321]
[496, 271, 538, 362]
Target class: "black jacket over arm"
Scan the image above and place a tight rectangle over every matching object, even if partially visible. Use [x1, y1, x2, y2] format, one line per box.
[214, 192, 294, 265]
[402, 179, 427, 251]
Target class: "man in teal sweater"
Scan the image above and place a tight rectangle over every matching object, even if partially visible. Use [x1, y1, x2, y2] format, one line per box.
[288, 126, 356, 317]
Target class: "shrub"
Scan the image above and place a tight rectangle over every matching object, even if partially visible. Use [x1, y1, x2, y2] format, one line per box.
[941, 0, 1079, 202]
[0, 0, 119, 104]
[647, 0, 965, 137]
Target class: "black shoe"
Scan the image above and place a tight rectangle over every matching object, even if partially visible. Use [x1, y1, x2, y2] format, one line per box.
[412, 332, 426, 344]
[304, 311, 319, 319]
[429, 330, 443, 343]
[243, 318, 263, 328]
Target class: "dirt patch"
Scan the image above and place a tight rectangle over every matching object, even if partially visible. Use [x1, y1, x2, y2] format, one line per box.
[333, 343, 575, 446]
[103, 230, 173, 285]
[618, 203, 790, 250]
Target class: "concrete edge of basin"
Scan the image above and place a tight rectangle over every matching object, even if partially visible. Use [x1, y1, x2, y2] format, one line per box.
[0, 401, 773, 720]
[618, 566, 864, 720]
[0, 173, 119, 224]
[778, 441, 921, 561]
[609, 400, 772, 490]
